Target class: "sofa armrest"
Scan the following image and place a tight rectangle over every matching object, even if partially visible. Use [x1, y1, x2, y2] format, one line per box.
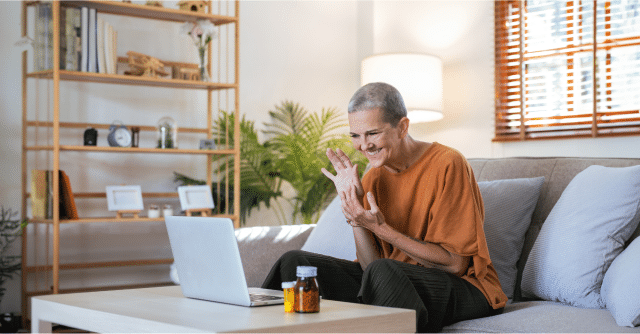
[236, 224, 315, 287]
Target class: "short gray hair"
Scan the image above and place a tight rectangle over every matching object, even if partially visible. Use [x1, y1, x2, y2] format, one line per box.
[347, 82, 407, 126]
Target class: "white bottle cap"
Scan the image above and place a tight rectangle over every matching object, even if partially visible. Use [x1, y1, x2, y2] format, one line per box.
[296, 266, 317, 278]
[281, 281, 295, 289]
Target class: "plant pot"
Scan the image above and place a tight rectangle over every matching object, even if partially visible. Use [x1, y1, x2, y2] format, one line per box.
[0, 313, 21, 333]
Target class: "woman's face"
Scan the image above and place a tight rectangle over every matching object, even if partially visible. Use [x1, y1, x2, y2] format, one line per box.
[348, 108, 403, 169]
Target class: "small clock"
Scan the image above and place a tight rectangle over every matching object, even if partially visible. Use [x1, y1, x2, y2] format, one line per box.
[107, 121, 132, 147]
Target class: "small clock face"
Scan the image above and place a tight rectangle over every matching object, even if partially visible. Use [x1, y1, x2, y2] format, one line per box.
[114, 128, 132, 147]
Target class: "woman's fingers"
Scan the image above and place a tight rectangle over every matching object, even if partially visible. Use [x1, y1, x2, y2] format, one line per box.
[366, 192, 379, 213]
[320, 168, 335, 181]
[326, 148, 347, 170]
[335, 148, 353, 168]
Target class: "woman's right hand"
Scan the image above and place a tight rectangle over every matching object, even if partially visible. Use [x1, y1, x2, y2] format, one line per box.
[321, 148, 364, 199]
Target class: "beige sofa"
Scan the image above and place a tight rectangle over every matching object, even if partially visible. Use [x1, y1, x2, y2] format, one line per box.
[233, 157, 640, 333]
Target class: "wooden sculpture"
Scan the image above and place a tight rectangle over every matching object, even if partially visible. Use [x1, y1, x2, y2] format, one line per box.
[124, 51, 169, 78]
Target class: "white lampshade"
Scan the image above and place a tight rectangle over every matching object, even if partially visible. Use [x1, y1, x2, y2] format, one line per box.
[361, 53, 443, 123]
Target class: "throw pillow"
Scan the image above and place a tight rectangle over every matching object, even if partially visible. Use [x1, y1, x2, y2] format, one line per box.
[478, 176, 545, 299]
[601, 236, 640, 327]
[521, 165, 640, 308]
[301, 195, 357, 261]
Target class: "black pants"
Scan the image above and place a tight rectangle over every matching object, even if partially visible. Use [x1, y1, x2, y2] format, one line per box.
[262, 250, 502, 333]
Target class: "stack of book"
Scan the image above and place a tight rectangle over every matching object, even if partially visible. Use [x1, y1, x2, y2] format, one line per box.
[34, 3, 117, 74]
[30, 170, 78, 220]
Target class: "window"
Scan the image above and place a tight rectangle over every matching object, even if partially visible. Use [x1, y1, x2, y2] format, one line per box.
[494, 0, 640, 141]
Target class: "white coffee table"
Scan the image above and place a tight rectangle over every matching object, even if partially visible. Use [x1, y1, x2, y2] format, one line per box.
[31, 286, 415, 333]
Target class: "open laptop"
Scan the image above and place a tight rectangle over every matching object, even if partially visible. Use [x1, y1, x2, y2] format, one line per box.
[165, 216, 285, 307]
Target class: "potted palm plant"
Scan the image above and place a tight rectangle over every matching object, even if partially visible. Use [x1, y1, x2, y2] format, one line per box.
[175, 101, 367, 225]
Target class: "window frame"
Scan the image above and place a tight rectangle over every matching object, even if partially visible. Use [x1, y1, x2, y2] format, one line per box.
[494, 0, 640, 141]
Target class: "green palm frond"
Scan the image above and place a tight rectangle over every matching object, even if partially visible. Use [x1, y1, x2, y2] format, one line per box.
[174, 101, 365, 225]
[263, 101, 308, 139]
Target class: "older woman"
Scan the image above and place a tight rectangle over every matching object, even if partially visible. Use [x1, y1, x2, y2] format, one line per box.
[262, 82, 506, 332]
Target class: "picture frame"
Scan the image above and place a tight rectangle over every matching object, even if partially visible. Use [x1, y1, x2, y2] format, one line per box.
[199, 139, 216, 150]
[106, 185, 144, 212]
[178, 185, 215, 211]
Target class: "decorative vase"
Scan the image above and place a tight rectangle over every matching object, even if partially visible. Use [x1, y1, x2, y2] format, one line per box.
[198, 47, 210, 82]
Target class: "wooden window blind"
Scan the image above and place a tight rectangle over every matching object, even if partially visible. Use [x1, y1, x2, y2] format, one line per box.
[494, 0, 640, 141]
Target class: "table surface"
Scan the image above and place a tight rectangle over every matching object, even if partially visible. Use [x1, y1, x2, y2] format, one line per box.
[31, 286, 416, 333]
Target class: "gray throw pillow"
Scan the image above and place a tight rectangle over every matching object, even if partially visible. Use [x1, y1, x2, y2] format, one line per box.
[301, 195, 357, 261]
[601, 236, 640, 327]
[478, 177, 545, 299]
[521, 165, 640, 309]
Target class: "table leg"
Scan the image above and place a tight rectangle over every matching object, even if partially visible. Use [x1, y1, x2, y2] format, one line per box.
[31, 316, 52, 333]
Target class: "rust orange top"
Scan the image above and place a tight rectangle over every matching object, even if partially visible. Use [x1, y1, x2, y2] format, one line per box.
[361, 142, 507, 309]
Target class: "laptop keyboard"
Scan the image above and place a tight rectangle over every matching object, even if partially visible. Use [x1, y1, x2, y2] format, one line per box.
[249, 293, 283, 302]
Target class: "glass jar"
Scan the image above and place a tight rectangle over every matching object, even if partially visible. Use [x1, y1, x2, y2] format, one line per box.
[157, 116, 177, 149]
[294, 266, 319, 313]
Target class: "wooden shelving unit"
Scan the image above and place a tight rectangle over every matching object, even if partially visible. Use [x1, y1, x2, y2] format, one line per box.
[20, 0, 240, 323]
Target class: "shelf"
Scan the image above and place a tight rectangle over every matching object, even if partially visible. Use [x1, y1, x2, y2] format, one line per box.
[27, 0, 237, 25]
[26, 70, 238, 90]
[25, 145, 235, 155]
[26, 121, 210, 134]
[29, 214, 237, 224]
[21, 1, 240, 323]
[25, 191, 179, 200]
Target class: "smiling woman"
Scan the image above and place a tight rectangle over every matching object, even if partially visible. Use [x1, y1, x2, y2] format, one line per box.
[264, 82, 507, 333]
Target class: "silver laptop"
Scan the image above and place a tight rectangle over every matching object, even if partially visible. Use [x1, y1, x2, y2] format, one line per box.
[165, 216, 284, 307]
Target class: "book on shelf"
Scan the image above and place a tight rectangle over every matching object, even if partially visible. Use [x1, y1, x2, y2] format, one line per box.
[64, 7, 81, 72]
[81, 7, 89, 72]
[97, 17, 106, 74]
[88, 7, 97, 73]
[104, 20, 117, 75]
[30, 170, 78, 220]
[30, 170, 49, 219]
[33, 3, 52, 71]
[33, 4, 117, 74]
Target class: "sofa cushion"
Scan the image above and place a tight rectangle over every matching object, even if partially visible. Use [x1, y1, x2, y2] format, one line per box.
[601, 237, 640, 327]
[301, 195, 357, 261]
[521, 165, 640, 308]
[478, 177, 545, 299]
[442, 300, 640, 333]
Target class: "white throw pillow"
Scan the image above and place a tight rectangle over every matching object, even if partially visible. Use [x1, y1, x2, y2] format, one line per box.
[479, 177, 545, 299]
[301, 195, 357, 261]
[521, 165, 640, 308]
[601, 237, 640, 327]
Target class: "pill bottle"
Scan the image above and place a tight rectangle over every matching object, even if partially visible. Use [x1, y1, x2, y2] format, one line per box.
[281, 281, 295, 313]
[294, 266, 320, 313]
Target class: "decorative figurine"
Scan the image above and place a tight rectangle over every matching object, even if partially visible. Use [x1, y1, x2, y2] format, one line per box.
[145, 1, 164, 7]
[124, 51, 169, 78]
[177, 1, 209, 13]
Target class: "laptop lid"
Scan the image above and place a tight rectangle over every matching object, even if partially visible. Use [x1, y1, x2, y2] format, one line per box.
[165, 216, 256, 306]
